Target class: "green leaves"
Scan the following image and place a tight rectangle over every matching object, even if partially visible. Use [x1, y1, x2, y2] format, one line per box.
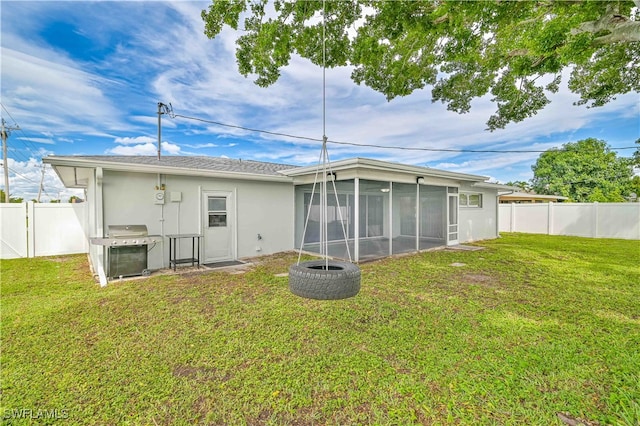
[202, 0, 639, 129]
[487, 73, 550, 130]
[569, 43, 640, 107]
[237, 20, 293, 87]
[531, 138, 635, 202]
[202, 0, 247, 36]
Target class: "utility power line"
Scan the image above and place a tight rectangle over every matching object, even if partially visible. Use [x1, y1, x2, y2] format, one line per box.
[1, 103, 74, 201]
[172, 112, 638, 154]
[1, 165, 54, 200]
[0, 103, 41, 161]
[173, 113, 320, 143]
[1, 119, 21, 202]
[2, 165, 41, 186]
[37, 165, 46, 202]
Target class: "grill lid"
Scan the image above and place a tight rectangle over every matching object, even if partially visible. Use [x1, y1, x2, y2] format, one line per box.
[108, 225, 148, 238]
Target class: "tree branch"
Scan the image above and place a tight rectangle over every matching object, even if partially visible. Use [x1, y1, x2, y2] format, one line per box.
[571, 3, 640, 44]
[508, 48, 529, 57]
[433, 13, 448, 25]
[593, 21, 640, 44]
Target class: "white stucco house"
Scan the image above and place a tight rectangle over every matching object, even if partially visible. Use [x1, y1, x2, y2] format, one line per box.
[499, 191, 569, 203]
[44, 155, 512, 285]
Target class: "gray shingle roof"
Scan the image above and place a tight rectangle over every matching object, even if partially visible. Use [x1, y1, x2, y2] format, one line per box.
[57, 156, 297, 176]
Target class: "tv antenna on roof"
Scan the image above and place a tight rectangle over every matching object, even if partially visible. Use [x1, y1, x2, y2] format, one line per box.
[157, 102, 173, 160]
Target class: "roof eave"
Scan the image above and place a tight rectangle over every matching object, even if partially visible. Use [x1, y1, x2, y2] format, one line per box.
[473, 182, 519, 191]
[280, 157, 488, 182]
[43, 156, 293, 183]
[500, 192, 569, 200]
[47, 164, 85, 188]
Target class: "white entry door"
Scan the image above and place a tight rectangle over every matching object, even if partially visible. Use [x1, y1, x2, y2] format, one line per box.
[203, 191, 235, 263]
[447, 191, 459, 246]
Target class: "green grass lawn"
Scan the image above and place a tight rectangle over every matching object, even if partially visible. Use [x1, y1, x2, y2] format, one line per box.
[1, 233, 639, 425]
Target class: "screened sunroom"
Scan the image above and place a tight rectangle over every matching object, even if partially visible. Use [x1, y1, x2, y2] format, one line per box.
[283, 158, 490, 262]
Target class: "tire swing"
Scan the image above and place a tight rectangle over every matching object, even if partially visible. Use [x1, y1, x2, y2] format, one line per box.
[288, 1, 360, 300]
[289, 259, 361, 300]
[288, 136, 361, 300]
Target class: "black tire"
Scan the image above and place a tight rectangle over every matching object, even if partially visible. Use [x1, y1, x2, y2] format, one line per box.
[288, 260, 361, 300]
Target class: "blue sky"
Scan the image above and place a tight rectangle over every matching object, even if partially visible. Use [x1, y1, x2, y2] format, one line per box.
[1, 1, 638, 201]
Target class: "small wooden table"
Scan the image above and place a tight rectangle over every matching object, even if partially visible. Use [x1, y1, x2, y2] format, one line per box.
[167, 234, 202, 271]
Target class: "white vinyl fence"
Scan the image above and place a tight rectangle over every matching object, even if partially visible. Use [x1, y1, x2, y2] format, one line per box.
[0, 202, 89, 259]
[499, 202, 640, 240]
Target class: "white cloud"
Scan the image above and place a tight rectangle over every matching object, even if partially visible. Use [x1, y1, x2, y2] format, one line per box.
[114, 136, 156, 145]
[130, 115, 178, 129]
[183, 142, 219, 149]
[107, 141, 181, 155]
[2, 48, 126, 135]
[16, 137, 55, 145]
[2, 1, 638, 199]
[432, 152, 541, 175]
[7, 157, 83, 202]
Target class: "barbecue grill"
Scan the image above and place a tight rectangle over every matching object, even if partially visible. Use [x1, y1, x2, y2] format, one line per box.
[90, 225, 162, 279]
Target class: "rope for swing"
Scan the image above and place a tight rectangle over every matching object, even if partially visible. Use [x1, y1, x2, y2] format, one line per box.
[295, 0, 353, 267]
[321, 0, 329, 269]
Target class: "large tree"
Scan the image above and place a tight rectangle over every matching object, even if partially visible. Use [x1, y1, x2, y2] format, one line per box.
[202, 0, 640, 130]
[530, 138, 635, 202]
[505, 180, 532, 192]
[633, 138, 640, 166]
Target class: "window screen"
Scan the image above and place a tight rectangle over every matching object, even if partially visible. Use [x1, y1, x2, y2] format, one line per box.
[208, 196, 227, 227]
[460, 192, 482, 208]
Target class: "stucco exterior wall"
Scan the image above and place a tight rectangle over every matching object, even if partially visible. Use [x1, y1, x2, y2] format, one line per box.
[100, 170, 294, 270]
[458, 184, 499, 243]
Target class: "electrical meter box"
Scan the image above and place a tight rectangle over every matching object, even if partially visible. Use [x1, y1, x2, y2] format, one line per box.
[154, 190, 165, 205]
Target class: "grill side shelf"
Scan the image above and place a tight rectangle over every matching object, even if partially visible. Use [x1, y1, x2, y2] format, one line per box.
[90, 237, 114, 246]
[90, 236, 163, 246]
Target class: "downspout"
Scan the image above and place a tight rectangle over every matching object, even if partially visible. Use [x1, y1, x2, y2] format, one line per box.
[158, 173, 165, 268]
[96, 167, 104, 240]
[198, 185, 203, 261]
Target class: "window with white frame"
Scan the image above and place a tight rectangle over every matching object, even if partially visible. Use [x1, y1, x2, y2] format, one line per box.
[207, 196, 228, 227]
[460, 192, 483, 208]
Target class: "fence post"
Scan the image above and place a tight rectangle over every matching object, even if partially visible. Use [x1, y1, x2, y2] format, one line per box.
[593, 202, 599, 238]
[547, 202, 554, 235]
[510, 203, 516, 232]
[27, 201, 35, 258]
[638, 203, 640, 240]
[637, 203, 640, 240]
